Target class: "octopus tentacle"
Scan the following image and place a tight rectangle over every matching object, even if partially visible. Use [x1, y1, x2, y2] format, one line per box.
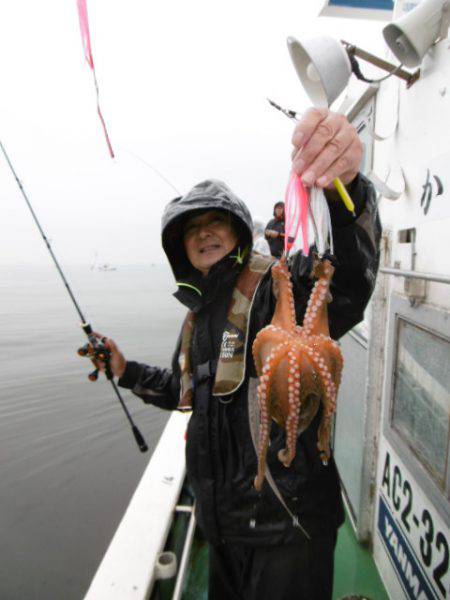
[270, 256, 297, 332]
[254, 343, 289, 491]
[312, 352, 338, 463]
[278, 348, 302, 467]
[327, 341, 344, 392]
[254, 378, 270, 491]
[303, 278, 330, 337]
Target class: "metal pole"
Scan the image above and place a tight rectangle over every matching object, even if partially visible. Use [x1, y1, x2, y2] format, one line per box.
[172, 506, 197, 600]
[342, 41, 421, 87]
[380, 267, 450, 285]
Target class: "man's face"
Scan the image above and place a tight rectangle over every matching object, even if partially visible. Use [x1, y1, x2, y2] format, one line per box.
[183, 210, 238, 276]
[274, 206, 284, 219]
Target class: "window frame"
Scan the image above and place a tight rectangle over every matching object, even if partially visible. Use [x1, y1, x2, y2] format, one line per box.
[346, 88, 377, 343]
[383, 293, 450, 522]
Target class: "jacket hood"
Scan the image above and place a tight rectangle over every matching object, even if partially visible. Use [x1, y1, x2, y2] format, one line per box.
[161, 179, 253, 282]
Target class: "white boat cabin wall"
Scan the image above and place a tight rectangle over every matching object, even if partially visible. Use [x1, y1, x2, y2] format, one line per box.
[333, 0, 450, 597]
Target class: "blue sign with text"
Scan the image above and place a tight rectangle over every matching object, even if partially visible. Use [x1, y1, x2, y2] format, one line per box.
[329, 0, 394, 8]
[378, 496, 437, 600]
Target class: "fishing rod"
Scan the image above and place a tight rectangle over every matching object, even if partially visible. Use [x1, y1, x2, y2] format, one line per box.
[0, 140, 148, 453]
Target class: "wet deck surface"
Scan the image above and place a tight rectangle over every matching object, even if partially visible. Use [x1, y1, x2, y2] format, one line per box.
[333, 516, 389, 600]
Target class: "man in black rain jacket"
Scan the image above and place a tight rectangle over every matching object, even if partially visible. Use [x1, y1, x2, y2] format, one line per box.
[99, 108, 382, 600]
[265, 201, 286, 258]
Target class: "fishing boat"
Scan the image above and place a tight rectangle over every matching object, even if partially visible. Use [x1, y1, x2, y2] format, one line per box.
[91, 253, 117, 272]
[97, 263, 117, 272]
[83, 1, 450, 598]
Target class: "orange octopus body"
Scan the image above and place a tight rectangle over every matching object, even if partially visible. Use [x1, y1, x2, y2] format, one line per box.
[252, 256, 343, 491]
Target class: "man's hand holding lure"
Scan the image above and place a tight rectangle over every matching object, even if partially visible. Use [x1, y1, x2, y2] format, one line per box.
[0, 140, 148, 453]
[268, 99, 359, 216]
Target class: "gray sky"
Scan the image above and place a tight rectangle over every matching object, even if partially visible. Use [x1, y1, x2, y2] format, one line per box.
[1, 0, 384, 266]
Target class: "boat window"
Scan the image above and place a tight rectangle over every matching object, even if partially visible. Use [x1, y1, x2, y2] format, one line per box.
[391, 318, 450, 490]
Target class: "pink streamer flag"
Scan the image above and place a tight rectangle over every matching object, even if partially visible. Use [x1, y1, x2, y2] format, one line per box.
[77, 0, 114, 158]
[284, 171, 310, 256]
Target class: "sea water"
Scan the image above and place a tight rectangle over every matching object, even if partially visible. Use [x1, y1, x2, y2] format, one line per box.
[0, 263, 185, 599]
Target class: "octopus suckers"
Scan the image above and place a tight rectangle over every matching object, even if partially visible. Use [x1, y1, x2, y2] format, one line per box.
[252, 257, 344, 491]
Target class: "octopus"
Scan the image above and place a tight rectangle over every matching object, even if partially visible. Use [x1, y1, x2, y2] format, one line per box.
[252, 255, 343, 491]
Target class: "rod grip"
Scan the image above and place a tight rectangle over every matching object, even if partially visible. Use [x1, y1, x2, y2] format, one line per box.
[132, 426, 148, 452]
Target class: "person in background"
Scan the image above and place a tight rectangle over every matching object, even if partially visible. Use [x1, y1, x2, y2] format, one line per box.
[252, 217, 271, 256]
[265, 202, 285, 258]
[91, 107, 381, 600]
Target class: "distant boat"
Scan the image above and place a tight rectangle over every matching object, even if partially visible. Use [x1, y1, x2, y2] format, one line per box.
[98, 263, 117, 272]
[91, 253, 117, 271]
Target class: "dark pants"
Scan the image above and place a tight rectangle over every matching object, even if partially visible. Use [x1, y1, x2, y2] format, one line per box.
[208, 533, 337, 600]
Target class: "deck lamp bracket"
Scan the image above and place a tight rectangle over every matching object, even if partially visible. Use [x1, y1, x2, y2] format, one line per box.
[287, 35, 420, 110]
[287, 0, 450, 103]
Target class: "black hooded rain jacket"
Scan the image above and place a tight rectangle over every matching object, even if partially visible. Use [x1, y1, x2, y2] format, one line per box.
[119, 177, 381, 546]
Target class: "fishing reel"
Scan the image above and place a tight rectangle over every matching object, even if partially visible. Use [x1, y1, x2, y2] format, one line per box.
[77, 329, 113, 382]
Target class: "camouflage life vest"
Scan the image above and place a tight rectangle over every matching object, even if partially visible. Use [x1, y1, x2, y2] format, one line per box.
[177, 252, 274, 410]
[177, 251, 311, 537]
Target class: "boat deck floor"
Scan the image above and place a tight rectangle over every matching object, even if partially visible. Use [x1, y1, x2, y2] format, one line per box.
[183, 515, 389, 600]
[333, 516, 389, 600]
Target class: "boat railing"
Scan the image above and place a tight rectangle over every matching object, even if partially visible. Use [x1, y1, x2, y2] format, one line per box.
[83, 412, 190, 600]
[380, 266, 450, 285]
